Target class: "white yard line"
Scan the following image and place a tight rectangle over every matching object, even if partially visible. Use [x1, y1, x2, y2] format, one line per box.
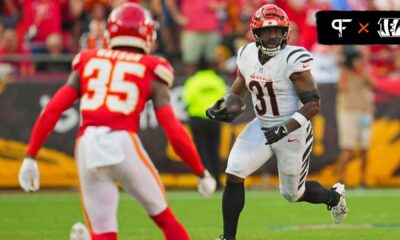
[271, 223, 400, 231]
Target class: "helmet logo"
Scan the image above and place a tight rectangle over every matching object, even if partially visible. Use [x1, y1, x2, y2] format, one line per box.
[138, 26, 147, 35]
[106, 3, 156, 53]
[110, 24, 118, 33]
[264, 20, 278, 26]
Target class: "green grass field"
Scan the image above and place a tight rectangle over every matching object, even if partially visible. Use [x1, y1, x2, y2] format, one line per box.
[1, 189, 400, 240]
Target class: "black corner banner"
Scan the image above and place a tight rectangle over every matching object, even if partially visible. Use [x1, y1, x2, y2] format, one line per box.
[316, 11, 400, 45]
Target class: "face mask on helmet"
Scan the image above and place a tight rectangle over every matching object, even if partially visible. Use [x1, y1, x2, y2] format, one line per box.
[250, 4, 290, 57]
[253, 26, 288, 56]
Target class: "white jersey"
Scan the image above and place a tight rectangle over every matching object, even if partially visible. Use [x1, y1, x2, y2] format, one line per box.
[237, 43, 314, 127]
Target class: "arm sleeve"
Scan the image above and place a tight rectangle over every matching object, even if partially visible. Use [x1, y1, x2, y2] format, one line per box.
[155, 105, 205, 175]
[26, 85, 79, 157]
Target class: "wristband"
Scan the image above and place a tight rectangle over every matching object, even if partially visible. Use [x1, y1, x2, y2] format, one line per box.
[291, 112, 308, 127]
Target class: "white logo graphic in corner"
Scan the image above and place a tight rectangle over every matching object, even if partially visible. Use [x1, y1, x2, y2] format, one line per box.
[331, 19, 352, 38]
[377, 18, 400, 37]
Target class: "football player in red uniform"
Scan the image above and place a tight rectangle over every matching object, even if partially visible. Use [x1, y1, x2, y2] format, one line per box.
[18, 3, 216, 240]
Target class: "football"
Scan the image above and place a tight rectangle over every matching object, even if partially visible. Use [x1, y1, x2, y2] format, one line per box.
[221, 94, 246, 116]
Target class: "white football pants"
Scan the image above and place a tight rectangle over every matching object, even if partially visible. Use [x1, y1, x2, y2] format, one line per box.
[226, 119, 314, 202]
[76, 131, 167, 234]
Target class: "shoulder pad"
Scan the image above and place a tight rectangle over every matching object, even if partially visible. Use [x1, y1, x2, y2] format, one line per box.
[286, 47, 313, 64]
[145, 56, 174, 87]
[237, 43, 250, 58]
[71, 49, 95, 71]
[71, 52, 82, 71]
[286, 47, 314, 72]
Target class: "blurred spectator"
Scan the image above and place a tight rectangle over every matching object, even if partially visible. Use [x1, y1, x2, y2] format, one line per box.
[183, 62, 227, 189]
[239, 0, 269, 21]
[373, 0, 400, 10]
[70, 0, 85, 18]
[80, 2, 107, 50]
[389, 47, 400, 79]
[214, 45, 232, 74]
[218, 14, 251, 74]
[276, 0, 306, 40]
[373, 47, 400, 118]
[331, 0, 352, 10]
[221, 14, 251, 58]
[60, 0, 78, 52]
[370, 46, 394, 78]
[224, 0, 270, 37]
[224, 0, 240, 34]
[109, 0, 161, 15]
[21, 0, 62, 53]
[0, 28, 35, 76]
[287, 21, 300, 45]
[84, 0, 109, 10]
[310, 44, 341, 83]
[68, 0, 85, 51]
[36, 33, 70, 72]
[158, 0, 181, 63]
[1, 0, 23, 28]
[166, 0, 226, 76]
[336, 46, 375, 188]
[145, 0, 163, 17]
[331, 0, 373, 10]
[109, 0, 136, 9]
[298, 0, 330, 50]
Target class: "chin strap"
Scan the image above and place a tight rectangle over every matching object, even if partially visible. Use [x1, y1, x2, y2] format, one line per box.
[256, 38, 285, 57]
[254, 27, 288, 57]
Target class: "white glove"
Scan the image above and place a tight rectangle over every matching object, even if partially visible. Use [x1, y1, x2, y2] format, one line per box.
[70, 222, 90, 240]
[198, 170, 217, 197]
[19, 157, 40, 192]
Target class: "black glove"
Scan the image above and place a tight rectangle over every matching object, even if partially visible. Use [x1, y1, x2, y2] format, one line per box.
[206, 98, 235, 122]
[206, 94, 246, 122]
[261, 125, 289, 144]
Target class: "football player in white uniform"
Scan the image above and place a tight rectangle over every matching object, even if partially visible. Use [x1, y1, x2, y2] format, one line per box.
[206, 4, 348, 240]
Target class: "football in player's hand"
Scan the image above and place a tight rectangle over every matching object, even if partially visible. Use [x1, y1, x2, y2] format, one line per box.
[206, 94, 246, 122]
[221, 94, 246, 115]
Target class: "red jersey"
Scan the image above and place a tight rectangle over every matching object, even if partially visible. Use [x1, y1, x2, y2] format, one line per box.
[72, 49, 174, 135]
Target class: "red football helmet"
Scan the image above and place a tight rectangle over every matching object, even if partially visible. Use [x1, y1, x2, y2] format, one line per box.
[250, 4, 290, 56]
[105, 3, 156, 53]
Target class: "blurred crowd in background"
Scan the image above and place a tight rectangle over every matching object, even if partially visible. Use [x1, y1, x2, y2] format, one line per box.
[1, 0, 399, 188]
[0, 0, 399, 81]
